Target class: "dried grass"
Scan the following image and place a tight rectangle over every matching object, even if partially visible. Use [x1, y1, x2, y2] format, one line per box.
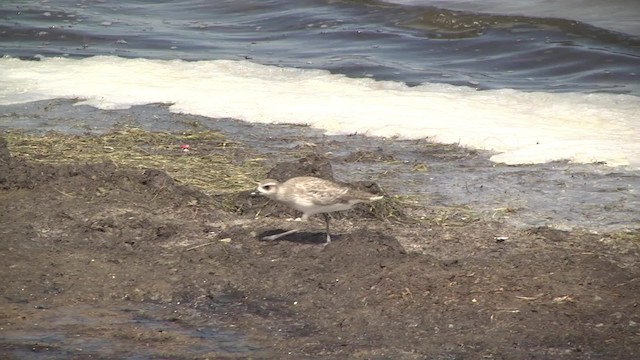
[4, 128, 265, 194]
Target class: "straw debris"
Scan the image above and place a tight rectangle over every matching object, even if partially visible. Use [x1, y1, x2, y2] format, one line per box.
[4, 128, 265, 194]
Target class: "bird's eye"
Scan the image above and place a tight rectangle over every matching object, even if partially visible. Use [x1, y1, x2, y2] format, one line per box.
[263, 185, 272, 191]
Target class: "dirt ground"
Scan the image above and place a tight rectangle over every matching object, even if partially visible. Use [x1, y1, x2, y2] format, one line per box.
[1, 133, 639, 359]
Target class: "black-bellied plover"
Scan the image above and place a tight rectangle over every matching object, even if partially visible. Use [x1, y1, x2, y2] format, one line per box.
[255, 176, 384, 245]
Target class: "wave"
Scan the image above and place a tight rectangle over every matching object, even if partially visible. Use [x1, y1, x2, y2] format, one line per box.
[1, 56, 638, 168]
[378, 0, 640, 39]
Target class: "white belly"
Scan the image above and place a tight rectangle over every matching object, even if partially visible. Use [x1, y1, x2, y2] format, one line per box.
[291, 201, 354, 217]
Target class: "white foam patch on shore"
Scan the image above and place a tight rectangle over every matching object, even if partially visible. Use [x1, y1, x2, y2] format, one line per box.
[1, 56, 639, 168]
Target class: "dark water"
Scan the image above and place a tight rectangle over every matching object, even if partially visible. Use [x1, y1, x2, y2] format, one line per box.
[1, 0, 639, 95]
[0, 303, 264, 359]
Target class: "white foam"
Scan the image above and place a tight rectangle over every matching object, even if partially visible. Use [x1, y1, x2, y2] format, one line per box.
[1, 56, 639, 168]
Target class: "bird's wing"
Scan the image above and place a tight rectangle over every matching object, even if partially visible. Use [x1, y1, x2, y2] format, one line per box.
[308, 186, 350, 206]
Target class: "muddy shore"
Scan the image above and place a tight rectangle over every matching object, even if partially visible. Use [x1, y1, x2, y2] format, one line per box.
[1, 102, 639, 359]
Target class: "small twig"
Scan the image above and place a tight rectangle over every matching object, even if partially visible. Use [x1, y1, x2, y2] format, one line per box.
[255, 200, 271, 219]
[186, 241, 217, 251]
[150, 183, 166, 202]
[495, 308, 520, 313]
[515, 293, 544, 301]
[53, 187, 74, 197]
[135, 146, 152, 155]
[354, 152, 366, 162]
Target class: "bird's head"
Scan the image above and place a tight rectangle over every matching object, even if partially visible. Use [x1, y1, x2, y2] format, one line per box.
[253, 179, 280, 199]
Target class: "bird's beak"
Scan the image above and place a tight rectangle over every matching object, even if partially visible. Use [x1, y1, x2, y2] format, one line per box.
[251, 180, 263, 197]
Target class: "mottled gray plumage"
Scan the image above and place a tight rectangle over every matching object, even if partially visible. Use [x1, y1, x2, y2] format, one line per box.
[255, 176, 383, 245]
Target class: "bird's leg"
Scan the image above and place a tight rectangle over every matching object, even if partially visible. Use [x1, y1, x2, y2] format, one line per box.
[322, 213, 331, 246]
[262, 228, 299, 241]
[262, 212, 308, 241]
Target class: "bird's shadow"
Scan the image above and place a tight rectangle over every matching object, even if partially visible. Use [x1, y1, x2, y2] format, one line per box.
[258, 229, 342, 245]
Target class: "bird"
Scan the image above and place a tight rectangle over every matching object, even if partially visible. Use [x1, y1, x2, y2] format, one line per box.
[254, 176, 384, 246]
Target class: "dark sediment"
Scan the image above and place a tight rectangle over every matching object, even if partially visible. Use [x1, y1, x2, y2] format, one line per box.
[1, 132, 639, 359]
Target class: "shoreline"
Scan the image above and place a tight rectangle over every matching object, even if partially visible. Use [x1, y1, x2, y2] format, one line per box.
[2, 98, 639, 233]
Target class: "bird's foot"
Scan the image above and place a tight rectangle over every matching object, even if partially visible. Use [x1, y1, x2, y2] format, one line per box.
[320, 234, 331, 249]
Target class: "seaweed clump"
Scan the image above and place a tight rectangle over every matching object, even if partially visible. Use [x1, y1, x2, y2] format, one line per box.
[3, 128, 265, 194]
